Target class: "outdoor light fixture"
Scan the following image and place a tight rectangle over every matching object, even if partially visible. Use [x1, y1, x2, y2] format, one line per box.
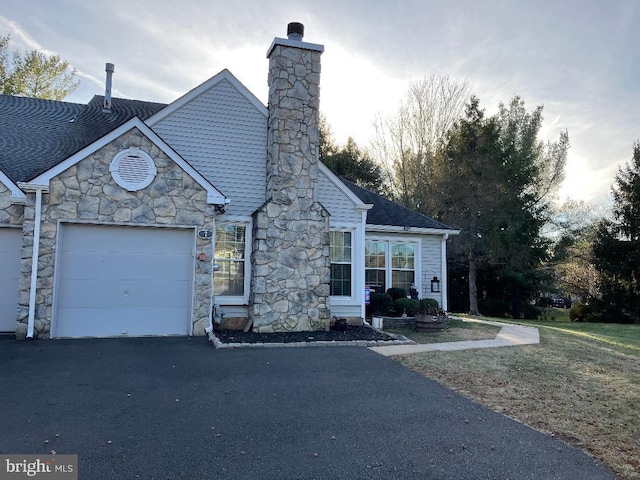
[430, 276, 440, 293]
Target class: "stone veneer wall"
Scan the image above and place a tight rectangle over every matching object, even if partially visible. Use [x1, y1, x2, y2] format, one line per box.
[16, 127, 216, 339]
[249, 38, 331, 333]
[0, 182, 24, 225]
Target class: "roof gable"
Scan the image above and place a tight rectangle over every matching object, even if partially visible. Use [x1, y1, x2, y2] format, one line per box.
[319, 163, 372, 211]
[147, 69, 268, 126]
[342, 179, 458, 233]
[27, 117, 226, 205]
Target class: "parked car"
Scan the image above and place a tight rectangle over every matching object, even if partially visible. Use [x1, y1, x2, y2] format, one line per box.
[552, 298, 567, 308]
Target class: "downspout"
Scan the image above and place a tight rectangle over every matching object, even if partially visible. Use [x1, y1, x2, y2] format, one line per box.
[441, 234, 449, 312]
[206, 200, 229, 343]
[206, 212, 217, 339]
[27, 188, 44, 338]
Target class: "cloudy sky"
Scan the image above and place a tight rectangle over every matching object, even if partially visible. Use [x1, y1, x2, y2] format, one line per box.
[2, 0, 638, 206]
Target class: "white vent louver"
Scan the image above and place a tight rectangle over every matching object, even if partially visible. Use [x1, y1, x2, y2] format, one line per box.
[109, 148, 157, 191]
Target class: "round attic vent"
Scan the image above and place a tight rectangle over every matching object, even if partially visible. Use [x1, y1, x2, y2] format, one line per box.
[109, 147, 157, 191]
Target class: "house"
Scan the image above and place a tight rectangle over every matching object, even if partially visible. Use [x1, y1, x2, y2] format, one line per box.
[0, 23, 458, 339]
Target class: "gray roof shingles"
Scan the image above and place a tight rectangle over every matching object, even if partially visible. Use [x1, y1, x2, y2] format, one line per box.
[1, 94, 453, 233]
[0, 94, 166, 183]
[341, 178, 455, 231]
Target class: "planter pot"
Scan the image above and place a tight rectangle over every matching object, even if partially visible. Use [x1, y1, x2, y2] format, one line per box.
[372, 316, 384, 329]
[415, 313, 448, 332]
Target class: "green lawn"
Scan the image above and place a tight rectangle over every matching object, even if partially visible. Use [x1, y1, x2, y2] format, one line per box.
[398, 313, 640, 479]
[456, 311, 640, 353]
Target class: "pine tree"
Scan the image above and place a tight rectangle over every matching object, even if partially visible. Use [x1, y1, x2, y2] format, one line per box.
[592, 142, 640, 322]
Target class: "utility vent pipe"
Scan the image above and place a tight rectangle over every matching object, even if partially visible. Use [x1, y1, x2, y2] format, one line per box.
[103, 63, 115, 113]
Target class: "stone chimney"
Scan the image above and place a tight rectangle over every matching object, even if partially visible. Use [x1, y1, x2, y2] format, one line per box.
[249, 22, 331, 333]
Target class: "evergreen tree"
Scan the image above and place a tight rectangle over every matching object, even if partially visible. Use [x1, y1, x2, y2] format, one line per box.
[592, 142, 640, 323]
[431, 96, 568, 317]
[319, 114, 387, 195]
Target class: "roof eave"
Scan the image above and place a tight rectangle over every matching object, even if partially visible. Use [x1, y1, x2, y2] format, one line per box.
[365, 224, 460, 236]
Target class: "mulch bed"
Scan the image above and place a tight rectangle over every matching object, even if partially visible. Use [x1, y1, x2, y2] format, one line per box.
[214, 325, 394, 344]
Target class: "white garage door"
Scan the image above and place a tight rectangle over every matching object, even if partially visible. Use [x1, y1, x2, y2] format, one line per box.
[0, 227, 21, 332]
[55, 224, 194, 338]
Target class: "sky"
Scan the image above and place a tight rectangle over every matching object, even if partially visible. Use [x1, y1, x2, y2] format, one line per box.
[1, 0, 638, 207]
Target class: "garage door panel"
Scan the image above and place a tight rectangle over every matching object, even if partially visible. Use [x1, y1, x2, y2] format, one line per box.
[62, 225, 190, 253]
[59, 251, 193, 281]
[56, 307, 189, 337]
[0, 228, 21, 332]
[58, 278, 192, 308]
[55, 224, 194, 338]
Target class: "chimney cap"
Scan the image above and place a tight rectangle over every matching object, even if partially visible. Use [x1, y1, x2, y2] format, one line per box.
[105, 62, 115, 72]
[287, 22, 304, 41]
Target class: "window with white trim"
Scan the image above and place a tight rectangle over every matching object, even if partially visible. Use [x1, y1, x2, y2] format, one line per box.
[365, 240, 417, 294]
[330, 230, 352, 296]
[391, 243, 416, 293]
[214, 224, 247, 297]
[365, 240, 386, 293]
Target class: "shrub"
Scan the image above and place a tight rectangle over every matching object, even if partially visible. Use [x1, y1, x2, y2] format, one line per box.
[523, 303, 540, 320]
[570, 302, 594, 322]
[417, 298, 440, 314]
[368, 293, 393, 317]
[393, 298, 418, 317]
[386, 287, 407, 301]
[478, 298, 511, 318]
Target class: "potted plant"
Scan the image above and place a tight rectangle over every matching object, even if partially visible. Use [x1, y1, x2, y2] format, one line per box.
[415, 299, 448, 331]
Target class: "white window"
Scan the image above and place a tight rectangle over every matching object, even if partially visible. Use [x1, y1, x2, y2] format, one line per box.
[365, 239, 417, 294]
[391, 243, 416, 293]
[365, 240, 386, 293]
[330, 231, 352, 297]
[214, 224, 248, 299]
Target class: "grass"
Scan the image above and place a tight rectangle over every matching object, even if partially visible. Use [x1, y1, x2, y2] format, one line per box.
[395, 314, 640, 480]
[386, 318, 501, 344]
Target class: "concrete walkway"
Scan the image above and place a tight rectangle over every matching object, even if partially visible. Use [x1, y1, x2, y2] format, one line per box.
[370, 317, 540, 357]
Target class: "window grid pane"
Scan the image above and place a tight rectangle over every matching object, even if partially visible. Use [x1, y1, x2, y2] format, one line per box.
[215, 224, 246, 297]
[330, 231, 352, 296]
[331, 264, 352, 296]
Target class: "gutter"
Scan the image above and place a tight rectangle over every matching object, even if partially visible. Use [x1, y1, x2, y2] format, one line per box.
[17, 184, 48, 338]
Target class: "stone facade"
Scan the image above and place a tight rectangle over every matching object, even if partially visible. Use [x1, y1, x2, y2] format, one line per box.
[0, 182, 24, 226]
[16, 127, 216, 339]
[249, 36, 331, 333]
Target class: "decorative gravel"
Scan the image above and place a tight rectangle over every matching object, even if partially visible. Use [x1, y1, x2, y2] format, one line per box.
[214, 325, 395, 344]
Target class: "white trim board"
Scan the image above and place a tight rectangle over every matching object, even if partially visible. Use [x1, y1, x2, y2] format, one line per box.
[0, 170, 26, 201]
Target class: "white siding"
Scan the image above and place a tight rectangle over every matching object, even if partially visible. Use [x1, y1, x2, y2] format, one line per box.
[318, 172, 367, 319]
[420, 234, 444, 307]
[318, 172, 361, 226]
[152, 79, 267, 218]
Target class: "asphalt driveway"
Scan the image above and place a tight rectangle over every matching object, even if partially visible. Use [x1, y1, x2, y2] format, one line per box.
[0, 337, 615, 479]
